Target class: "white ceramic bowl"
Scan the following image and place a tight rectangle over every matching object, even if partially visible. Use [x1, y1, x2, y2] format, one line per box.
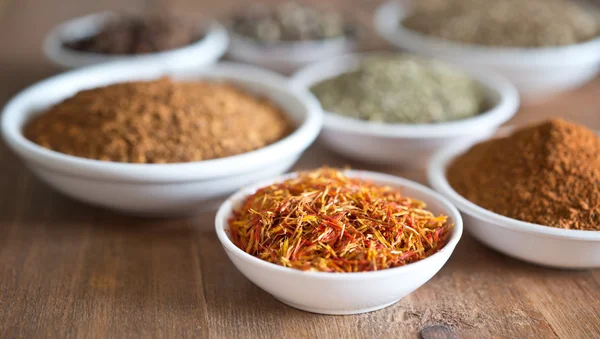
[374, 1, 600, 103]
[428, 139, 600, 269]
[227, 32, 358, 74]
[1, 61, 322, 216]
[43, 11, 229, 69]
[215, 170, 463, 315]
[290, 53, 519, 167]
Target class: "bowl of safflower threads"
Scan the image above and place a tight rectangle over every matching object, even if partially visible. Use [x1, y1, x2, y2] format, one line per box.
[215, 167, 463, 314]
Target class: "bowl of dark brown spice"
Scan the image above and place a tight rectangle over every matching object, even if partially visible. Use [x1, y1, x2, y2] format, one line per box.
[1, 61, 322, 216]
[226, 2, 359, 74]
[374, 0, 600, 103]
[428, 118, 600, 268]
[43, 11, 228, 69]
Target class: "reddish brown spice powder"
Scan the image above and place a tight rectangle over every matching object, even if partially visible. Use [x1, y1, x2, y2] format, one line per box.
[24, 78, 290, 163]
[448, 118, 600, 230]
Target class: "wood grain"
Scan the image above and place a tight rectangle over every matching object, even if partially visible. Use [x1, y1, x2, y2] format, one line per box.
[0, 1, 599, 338]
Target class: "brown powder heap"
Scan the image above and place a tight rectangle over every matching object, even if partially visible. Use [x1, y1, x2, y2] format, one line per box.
[24, 78, 290, 163]
[448, 118, 600, 230]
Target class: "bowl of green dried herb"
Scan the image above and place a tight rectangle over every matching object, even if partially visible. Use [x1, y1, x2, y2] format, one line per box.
[374, 0, 600, 103]
[290, 53, 519, 167]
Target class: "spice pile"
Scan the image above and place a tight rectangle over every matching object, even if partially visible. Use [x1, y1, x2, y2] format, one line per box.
[229, 168, 452, 272]
[24, 78, 290, 163]
[402, 0, 600, 47]
[311, 56, 483, 124]
[448, 118, 600, 230]
[64, 12, 203, 54]
[230, 2, 357, 43]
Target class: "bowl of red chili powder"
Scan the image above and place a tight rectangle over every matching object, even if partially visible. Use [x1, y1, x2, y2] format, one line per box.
[215, 167, 463, 315]
[428, 118, 600, 269]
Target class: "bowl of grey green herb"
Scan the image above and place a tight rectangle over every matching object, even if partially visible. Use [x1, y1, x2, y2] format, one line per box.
[374, 0, 600, 103]
[290, 53, 519, 166]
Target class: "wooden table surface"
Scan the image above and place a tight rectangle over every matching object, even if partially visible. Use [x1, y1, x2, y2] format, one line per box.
[1, 1, 599, 338]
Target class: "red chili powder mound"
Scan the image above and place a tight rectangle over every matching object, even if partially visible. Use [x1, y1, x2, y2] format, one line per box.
[448, 118, 600, 230]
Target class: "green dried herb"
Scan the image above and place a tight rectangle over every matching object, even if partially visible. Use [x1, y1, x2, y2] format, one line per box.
[311, 55, 484, 124]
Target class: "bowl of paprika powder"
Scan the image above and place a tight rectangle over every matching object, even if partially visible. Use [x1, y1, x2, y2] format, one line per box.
[428, 119, 600, 269]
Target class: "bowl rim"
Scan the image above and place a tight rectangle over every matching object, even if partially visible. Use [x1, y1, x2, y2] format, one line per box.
[227, 30, 358, 48]
[290, 52, 519, 138]
[1, 61, 323, 182]
[427, 138, 600, 241]
[215, 169, 464, 280]
[373, 0, 600, 66]
[226, 31, 360, 67]
[43, 11, 229, 68]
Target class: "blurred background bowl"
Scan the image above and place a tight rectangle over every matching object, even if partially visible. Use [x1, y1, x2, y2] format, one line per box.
[43, 11, 229, 69]
[215, 170, 463, 315]
[290, 53, 519, 167]
[227, 32, 358, 74]
[374, 0, 600, 104]
[1, 61, 322, 216]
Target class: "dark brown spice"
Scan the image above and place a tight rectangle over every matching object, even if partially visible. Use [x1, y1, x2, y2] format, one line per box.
[448, 118, 600, 230]
[24, 78, 291, 163]
[64, 12, 203, 55]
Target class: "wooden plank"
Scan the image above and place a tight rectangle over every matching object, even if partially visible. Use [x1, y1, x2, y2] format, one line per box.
[0, 175, 211, 338]
[513, 268, 600, 338]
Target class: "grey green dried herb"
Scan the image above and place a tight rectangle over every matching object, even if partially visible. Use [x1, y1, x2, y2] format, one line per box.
[229, 2, 356, 43]
[402, 0, 600, 48]
[311, 56, 484, 124]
